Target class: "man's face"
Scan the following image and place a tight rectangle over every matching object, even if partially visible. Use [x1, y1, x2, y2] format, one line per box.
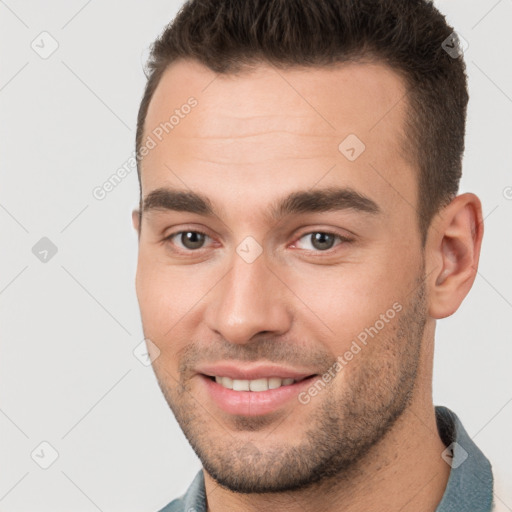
[134, 59, 428, 492]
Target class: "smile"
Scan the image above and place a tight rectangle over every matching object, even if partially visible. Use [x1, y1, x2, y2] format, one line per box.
[211, 376, 305, 392]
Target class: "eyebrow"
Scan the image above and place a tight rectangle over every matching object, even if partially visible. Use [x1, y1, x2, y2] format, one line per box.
[142, 186, 381, 222]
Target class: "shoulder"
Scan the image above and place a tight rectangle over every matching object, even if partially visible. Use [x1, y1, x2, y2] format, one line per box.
[157, 470, 206, 512]
[157, 499, 184, 512]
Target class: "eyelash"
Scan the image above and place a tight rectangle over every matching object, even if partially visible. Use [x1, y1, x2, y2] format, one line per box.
[291, 231, 353, 254]
[163, 229, 211, 252]
[162, 229, 353, 255]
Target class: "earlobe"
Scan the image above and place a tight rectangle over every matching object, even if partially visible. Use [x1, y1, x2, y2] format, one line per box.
[427, 193, 483, 319]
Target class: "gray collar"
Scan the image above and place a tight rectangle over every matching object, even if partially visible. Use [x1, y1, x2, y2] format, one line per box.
[434, 405, 494, 511]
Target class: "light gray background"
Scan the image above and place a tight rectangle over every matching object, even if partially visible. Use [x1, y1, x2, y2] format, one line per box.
[1, 0, 511, 510]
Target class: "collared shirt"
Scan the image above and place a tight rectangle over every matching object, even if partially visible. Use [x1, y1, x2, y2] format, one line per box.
[158, 405, 494, 512]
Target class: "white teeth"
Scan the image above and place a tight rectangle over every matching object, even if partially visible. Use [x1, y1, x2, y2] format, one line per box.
[214, 376, 297, 391]
[268, 377, 282, 389]
[215, 376, 233, 389]
[232, 379, 250, 391]
[249, 378, 268, 392]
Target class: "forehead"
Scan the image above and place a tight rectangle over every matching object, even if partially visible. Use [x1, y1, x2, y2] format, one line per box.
[141, 59, 415, 221]
[144, 58, 409, 143]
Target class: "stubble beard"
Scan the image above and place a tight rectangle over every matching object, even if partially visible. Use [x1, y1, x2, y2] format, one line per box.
[153, 276, 427, 494]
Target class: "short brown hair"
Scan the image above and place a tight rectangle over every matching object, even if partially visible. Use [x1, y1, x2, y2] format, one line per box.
[136, 0, 468, 244]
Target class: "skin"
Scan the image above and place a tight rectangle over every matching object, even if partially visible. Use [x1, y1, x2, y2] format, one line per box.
[132, 59, 483, 512]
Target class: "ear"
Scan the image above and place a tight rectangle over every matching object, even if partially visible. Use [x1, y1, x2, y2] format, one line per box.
[425, 193, 484, 319]
[132, 209, 141, 235]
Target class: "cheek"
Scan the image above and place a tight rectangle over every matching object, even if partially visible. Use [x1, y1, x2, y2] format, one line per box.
[287, 261, 409, 354]
[136, 253, 180, 338]
[135, 253, 215, 339]
[135, 265, 187, 374]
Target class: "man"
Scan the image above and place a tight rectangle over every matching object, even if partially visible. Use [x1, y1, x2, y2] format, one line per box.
[132, 0, 497, 510]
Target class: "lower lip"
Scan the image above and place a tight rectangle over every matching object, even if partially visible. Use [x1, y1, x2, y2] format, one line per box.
[199, 374, 317, 416]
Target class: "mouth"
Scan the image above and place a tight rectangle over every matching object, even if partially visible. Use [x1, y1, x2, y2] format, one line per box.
[206, 375, 311, 392]
[196, 364, 320, 416]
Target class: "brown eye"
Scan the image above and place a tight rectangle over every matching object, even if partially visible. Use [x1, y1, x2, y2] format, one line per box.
[310, 232, 336, 250]
[295, 232, 341, 251]
[180, 231, 206, 250]
[166, 230, 210, 251]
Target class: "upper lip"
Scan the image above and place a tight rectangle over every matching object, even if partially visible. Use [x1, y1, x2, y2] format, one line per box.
[197, 362, 317, 381]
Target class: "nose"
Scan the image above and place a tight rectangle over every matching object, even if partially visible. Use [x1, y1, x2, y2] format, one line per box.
[204, 248, 293, 345]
